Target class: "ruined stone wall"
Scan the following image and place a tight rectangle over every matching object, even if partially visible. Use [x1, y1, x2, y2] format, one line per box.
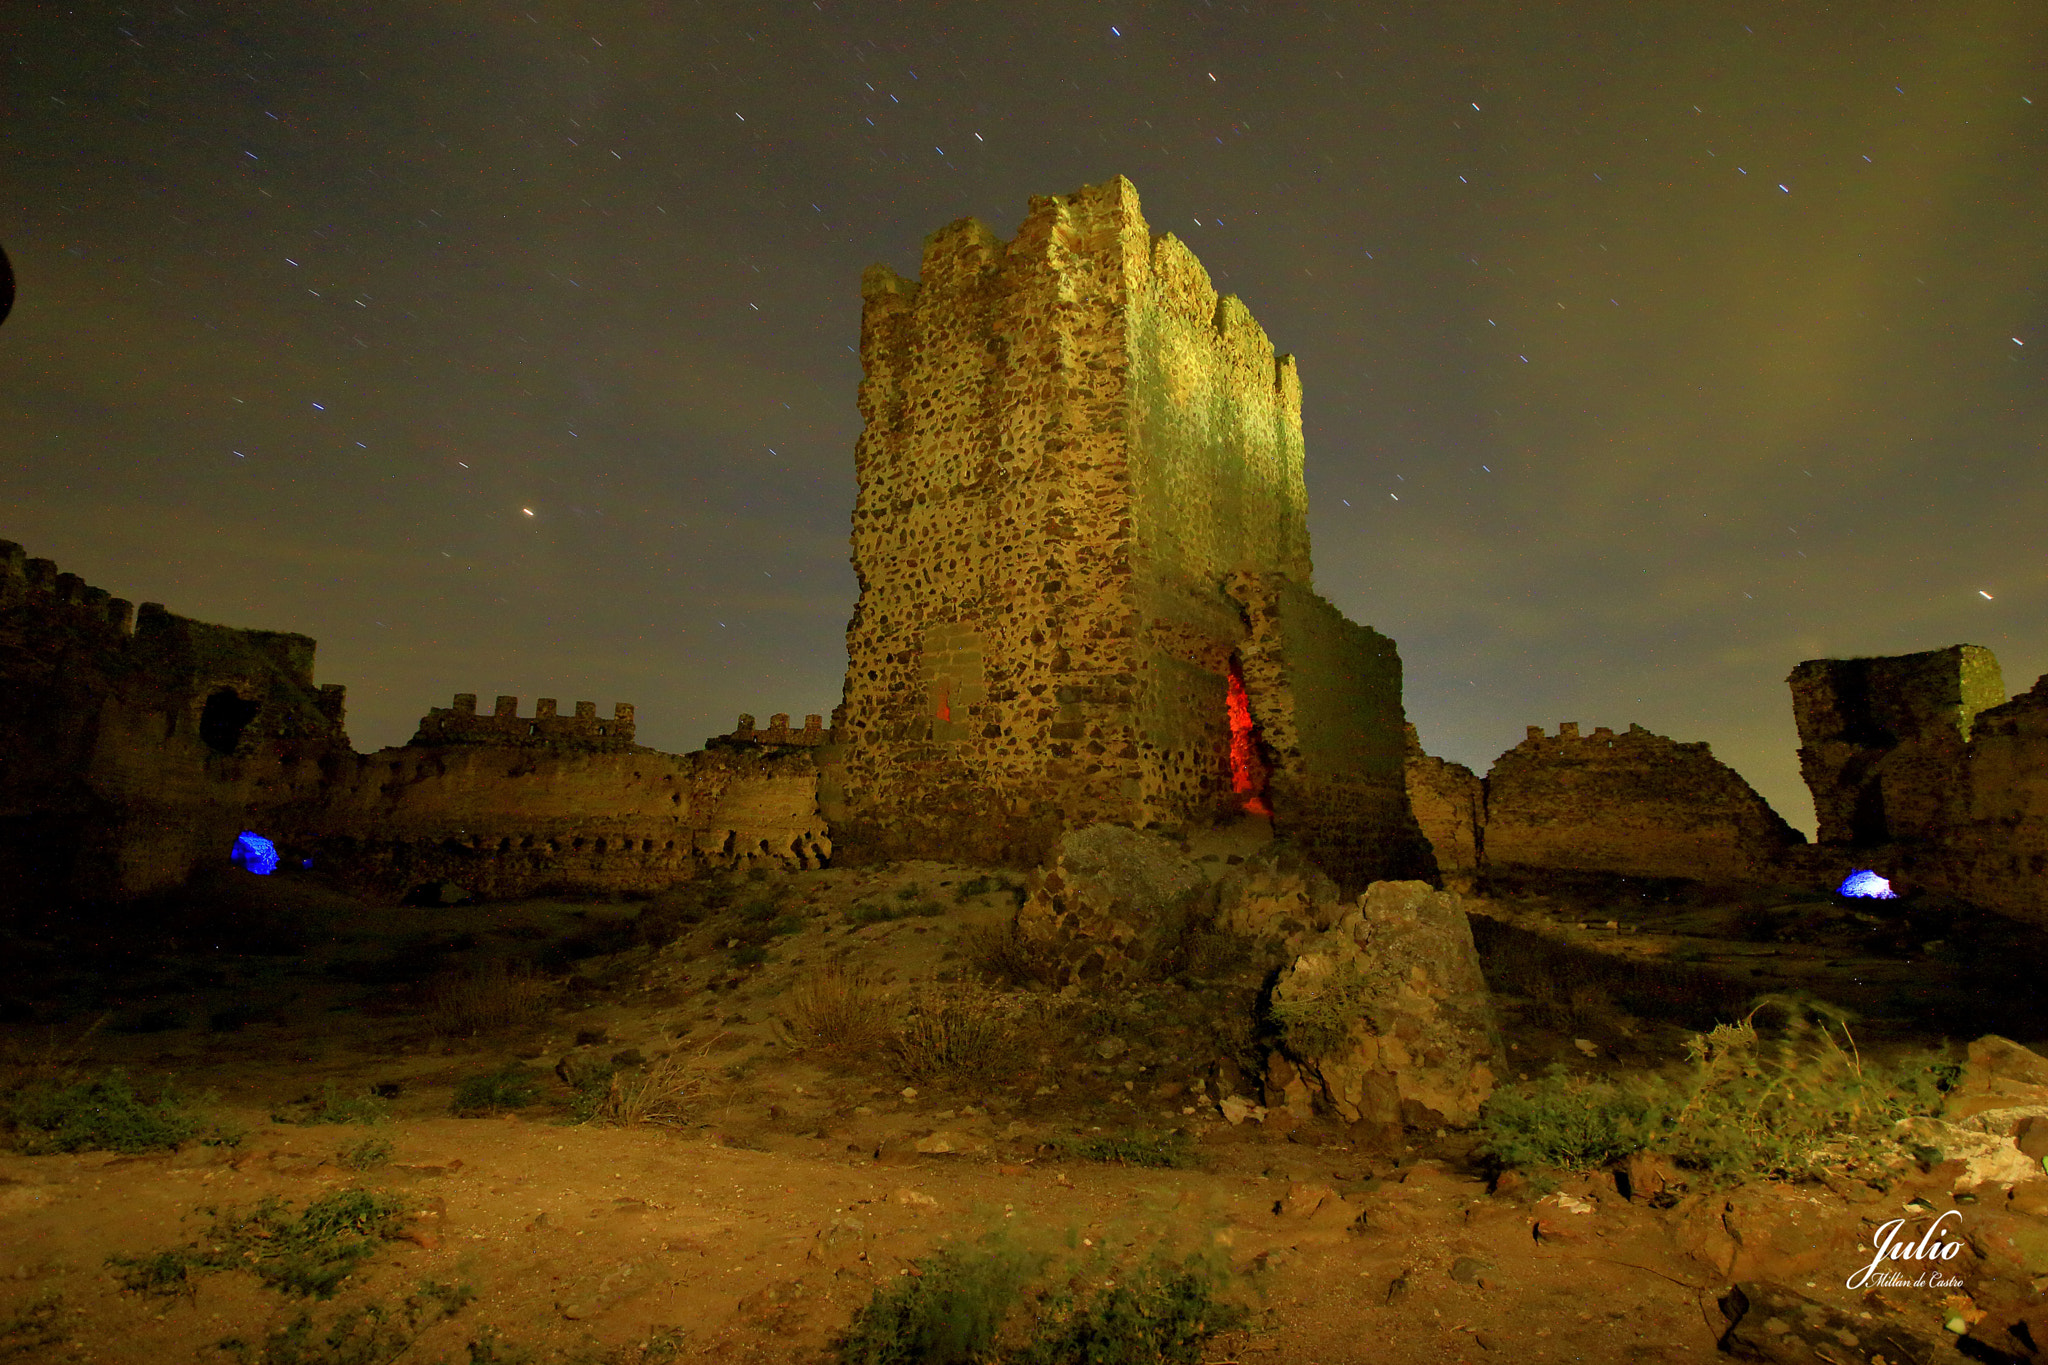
[1230, 574, 1436, 890]
[1788, 645, 2005, 847]
[1943, 675, 2048, 924]
[0, 539, 348, 907]
[1402, 725, 1483, 880]
[834, 176, 1420, 882]
[285, 743, 825, 901]
[709, 712, 834, 749]
[413, 694, 636, 750]
[1482, 722, 1802, 882]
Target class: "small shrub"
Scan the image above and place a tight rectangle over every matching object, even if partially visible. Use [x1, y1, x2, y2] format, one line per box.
[729, 943, 770, 969]
[845, 901, 901, 927]
[337, 1136, 394, 1172]
[837, 1236, 1043, 1365]
[1267, 959, 1369, 1058]
[890, 981, 1016, 1084]
[273, 1082, 391, 1127]
[1476, 1071, 1659, 1171]
[963, 921, 1065, 990]
[1057, 1129, 1197, 1170]
[1, 1070, 208, 1154]
[428, 960, 554, 1035]
[451, 1063, 544, 1116]
[111, 1188, 412, 1300]
[782, 966, 893, 1058]
[1013, 1261, 1248, 1365]
[895, 885, 923, 903]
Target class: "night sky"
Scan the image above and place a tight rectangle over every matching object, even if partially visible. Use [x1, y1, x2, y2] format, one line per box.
[4, 1, 2042, 835]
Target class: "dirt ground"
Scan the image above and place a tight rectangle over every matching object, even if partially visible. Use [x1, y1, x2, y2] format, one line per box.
[1, 854, 2045, 1365]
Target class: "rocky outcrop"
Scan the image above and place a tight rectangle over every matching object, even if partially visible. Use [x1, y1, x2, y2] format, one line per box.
[1267, 881, 1502, 1128]
[1013, 824, 1208, 986]
[1483, 722, 1802, 882]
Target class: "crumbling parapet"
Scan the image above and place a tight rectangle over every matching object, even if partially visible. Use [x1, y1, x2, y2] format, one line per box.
[1788, 645, 2005, 847]
[710, 712, 836, 749]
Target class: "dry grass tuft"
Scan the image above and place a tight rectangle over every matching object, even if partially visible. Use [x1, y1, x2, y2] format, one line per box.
[780, 965, 893, 1058]
[890, 980, 1016, 1083]
[427, 959, 554, 1035]
[594, 1043, 722, 1128]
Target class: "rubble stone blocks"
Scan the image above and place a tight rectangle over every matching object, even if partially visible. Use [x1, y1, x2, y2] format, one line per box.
[1788, 644, 2005, 846]
[1482, 722, 1802, 882]
[829, 175, 1432, 885]
[1268, 880, 1504, 1128]
[1014, 823, 1208, 986]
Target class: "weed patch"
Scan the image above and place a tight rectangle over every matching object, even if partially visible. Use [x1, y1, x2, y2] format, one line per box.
[215, 1279, 474, 1364]
[963, 921, 1065, 990]
[0, 1293, 66, 1361]
[1480, 1000, 1955, 1183]
[834, 1234, 1243, 1365]
[0, 1070, 216, 1154]
[846, 899, 945, 927]
[1267, 959, 1369, 1058]
[450, 1063, 545, 1116]
[1055, 1129, 1197, 1170]
[336, 1136, 393, 1172]
[110, 1188, 412, 1299]
[273, 1082, 391, 1127]
[591, 1046, 718, 1129]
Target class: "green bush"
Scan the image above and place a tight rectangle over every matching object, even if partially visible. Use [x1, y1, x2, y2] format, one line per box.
[1, 1070, 211, 1154]
[1480, 1001, 1956, 1182]
[337, 1136, 394, 1172]
[451, 1064, 544, 1116]
[834, 1237, 1244, 1365]
[110, 1188, 412, 1300]
[1267, 959, 1369, 1058]
[273, 1082, 391, 1127]
[1057, 1130, 1197, 1170]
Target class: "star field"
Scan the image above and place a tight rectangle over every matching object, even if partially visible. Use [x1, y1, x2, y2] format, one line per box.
[2, 0, 2042, 833]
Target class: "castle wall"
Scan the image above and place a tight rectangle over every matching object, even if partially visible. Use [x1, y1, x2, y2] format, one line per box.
[1482, 722, 1802, 882]
[834, 177, 1421, 882]
[0, 539, 348, 907]
[1943, 677, 2048, 924]
[1231, 574, 1436, 890]
[1788, 645, 2005, 846]
[413, 693, 637, 750]
[286, 744, 825, 900]
[1402, 726, 1483, 880]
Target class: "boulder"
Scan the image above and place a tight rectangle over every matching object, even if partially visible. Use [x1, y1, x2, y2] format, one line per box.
[1014, 824, 1208, 986]
[1213, 844, 1344, 943]
[1268, 880, 1503, 1127]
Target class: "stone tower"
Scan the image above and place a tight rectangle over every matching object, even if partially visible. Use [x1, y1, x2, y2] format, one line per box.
[821, 177, 1433, 888]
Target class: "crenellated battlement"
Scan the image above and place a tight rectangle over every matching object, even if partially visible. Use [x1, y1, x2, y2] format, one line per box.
[410, 693, 637, 751]
[0, 540, 138, 635]
[1519, 721, 1708, 755]
[710, 712, 836, 749]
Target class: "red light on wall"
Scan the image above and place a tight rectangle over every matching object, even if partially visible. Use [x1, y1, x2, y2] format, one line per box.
[1227, 666, 1272, 816]
[934, 679, 950, 723]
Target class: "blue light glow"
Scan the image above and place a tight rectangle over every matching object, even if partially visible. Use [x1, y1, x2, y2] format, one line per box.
[231, 831, 281, 876]
[1837, 869, 1897, 900]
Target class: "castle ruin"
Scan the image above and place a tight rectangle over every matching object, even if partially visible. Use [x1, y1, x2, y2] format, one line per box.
[824, 176, 1433, 888]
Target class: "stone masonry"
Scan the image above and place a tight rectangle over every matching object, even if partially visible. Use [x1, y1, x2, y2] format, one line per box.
[1481, 722, 1802, 882]
[1788, 645, 2006, 847]
[827, 176, 1433, 887]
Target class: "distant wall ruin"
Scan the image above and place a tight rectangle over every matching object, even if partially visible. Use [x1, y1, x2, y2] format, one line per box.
[830, 176, 1432, 887]
[1480, 722, 1802, 882]
[1790, 645, 2048, 924]
[0, 539, 348, 907]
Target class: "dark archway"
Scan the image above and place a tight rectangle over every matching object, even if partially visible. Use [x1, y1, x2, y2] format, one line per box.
[199, 688, 261, 755]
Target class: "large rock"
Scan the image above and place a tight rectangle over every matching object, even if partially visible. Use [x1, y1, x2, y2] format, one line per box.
[1213, 844, 1344, 943]
[1268, 880, 1503, 1128]
[1014, 824, 1208, 986]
